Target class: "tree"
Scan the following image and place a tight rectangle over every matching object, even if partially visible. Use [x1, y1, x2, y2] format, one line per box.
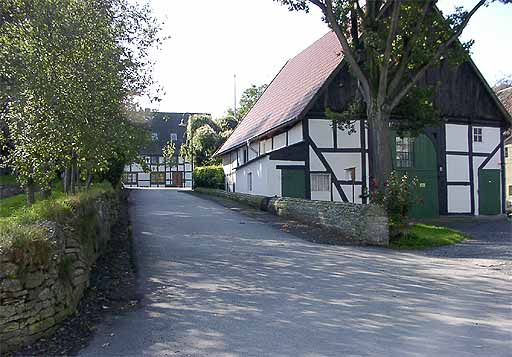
[180, 114, 222, 166]
[276, 0, 510, 188]
[163, 140, 177, 167]
[0, 0, 162, 203]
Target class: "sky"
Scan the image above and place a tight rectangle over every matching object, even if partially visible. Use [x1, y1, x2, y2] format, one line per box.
[140, 0, 512, 118]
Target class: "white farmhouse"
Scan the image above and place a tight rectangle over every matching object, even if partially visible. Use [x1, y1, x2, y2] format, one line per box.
[216, 32, 511, 218]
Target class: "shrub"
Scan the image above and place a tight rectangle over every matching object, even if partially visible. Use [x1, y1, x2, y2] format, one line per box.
[371, 171, 419, 236]
[193, 165, 225, 189]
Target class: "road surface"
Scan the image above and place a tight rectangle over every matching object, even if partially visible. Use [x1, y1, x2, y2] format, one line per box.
[79, 189, 511, 357]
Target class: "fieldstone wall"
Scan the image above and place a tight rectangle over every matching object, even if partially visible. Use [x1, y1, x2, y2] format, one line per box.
[0, 184, 24, 199]
[195, 188, 388, 246]
[0, 193, 119, 351]
[266, 197, 388, 246]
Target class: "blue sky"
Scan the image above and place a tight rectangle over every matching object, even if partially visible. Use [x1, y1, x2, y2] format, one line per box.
[141, 0, 512, 117]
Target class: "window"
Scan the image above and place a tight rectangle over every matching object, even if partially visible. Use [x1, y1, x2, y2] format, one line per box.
[123, 173, 137, 185]
[473, 127, 483, 142]
[243, 149, 248, 164]
[311, 173, 330, 192]
[247, 172, 252, 191]
[509, 185, 512, 196]
[505, 147, 509, 158]
[170, 133, 178, 141]
[150, 172, 165, 185]
[396, 137, 414, 168]
[151, 132, 159, 141]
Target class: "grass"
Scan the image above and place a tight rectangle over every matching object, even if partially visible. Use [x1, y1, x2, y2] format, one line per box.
[0, 174, 18, 185]
[390, 224, 467, 249]
[0, 181, 114, 250]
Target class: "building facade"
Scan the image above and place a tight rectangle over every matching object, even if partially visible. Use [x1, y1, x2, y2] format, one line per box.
[497, 87, 512, 210]
[217, 32, 512, 218]
[123, 112, 201, 188]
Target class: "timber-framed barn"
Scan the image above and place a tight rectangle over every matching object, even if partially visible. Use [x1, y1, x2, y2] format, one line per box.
[216, 32, 512, 218]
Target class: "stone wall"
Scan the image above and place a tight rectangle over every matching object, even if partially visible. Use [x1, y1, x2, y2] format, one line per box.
[0, 192, 120, 351]
[195, 188, 388, 246]
[0, 184, 24, 199]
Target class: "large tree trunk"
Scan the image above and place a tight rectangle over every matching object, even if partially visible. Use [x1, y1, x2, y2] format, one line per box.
[367, 108, 392, 194]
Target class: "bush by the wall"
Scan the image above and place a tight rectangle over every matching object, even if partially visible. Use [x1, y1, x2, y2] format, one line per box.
[193, 166, 225, 189]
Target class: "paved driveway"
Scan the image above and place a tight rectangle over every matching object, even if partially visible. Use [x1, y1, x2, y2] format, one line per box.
[79, 189, 511, 357]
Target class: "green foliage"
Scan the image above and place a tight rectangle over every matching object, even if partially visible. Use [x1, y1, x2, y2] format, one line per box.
[162, 140, 177, 167]
[0, 174, 17, 185]
[0, 0, 161, 197]
[371, 171, 419, 233]
[193, 166, 225, 189]
[390, 224, 466, 249]
[180, 114, 222, 166]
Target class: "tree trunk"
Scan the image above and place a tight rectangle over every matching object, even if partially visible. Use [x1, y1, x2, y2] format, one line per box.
[26, 181, 35, 205]
[367, 108, 393, 193]
[64, 165, 71, 194]
[86, 170, 93, 190]
[70, 153, 78, 194]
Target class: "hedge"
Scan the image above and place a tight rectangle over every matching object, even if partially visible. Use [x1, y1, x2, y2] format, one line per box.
[193, 165, 225, 189]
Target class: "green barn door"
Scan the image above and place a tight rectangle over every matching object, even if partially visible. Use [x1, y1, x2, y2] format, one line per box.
[393, 133, 439, 219]
[478, 169, 501, 215]
[281, 169, 305, 199]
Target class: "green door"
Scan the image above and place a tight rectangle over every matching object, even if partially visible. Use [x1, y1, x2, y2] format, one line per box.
[478, 169, 501, 215]
[393, 133, 439, 219]
[281, 169, 305, 199]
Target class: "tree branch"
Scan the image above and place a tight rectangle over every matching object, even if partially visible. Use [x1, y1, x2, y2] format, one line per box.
[387, 0, 434, 97]
[313, 0, 371, 104]
[377, 0, 401, 108]
[388, 0, 486, 111]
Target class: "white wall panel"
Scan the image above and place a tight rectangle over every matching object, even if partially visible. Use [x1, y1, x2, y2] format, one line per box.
[235, 156, 304, 197]
[309, 147, 326, 171]
[323, 152, 362, 181]
[249, 142, 259, 160]
[288, 122, 303, 145]
[309, 119, 333, 148]
[332, 183, 342, 202]
[473, 126, 500, 154]
[337, 125, 360, 148]
[342, 184, 362, 204]
[445, 124, 468, 152]
[446, 155, 469, 182]
[311, 191, 331, 201]
[448, 186, 471, 213]
[274, 132, 286, 150]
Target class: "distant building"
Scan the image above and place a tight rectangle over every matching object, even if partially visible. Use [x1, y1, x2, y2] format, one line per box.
[123, 112, 205, 188]
[216, 32, 511, 218]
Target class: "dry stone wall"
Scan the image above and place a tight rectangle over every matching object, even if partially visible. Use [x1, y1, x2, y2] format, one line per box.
[0, 184, 24, 199]
[0, 193, 119, 351]
[195, 188, 388, 246]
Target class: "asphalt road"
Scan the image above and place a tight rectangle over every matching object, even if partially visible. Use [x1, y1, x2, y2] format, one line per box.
[79, 189, 511, 357]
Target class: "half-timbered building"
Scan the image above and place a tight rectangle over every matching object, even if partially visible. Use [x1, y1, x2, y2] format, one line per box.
[123, 112, 199, 188]
[216, 32, 512, 218]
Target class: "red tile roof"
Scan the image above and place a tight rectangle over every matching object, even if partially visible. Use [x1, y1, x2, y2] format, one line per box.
[216, 31, 343, 156]
[497, 87, 512, 117]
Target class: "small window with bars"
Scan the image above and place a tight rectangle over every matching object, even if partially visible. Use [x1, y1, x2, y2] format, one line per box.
[396, 137, 414, 168]
[311, 173, 330, 192]
[473, 127, 483, 142]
